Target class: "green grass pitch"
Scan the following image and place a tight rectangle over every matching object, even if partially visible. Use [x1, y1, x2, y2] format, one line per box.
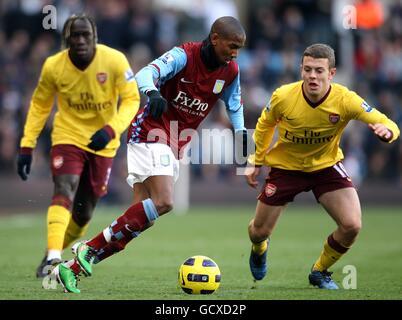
[0, 205, 401, 300]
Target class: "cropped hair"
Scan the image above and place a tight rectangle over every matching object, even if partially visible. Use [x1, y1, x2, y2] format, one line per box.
[61, 14, 97, 49]
[302, 43, 335, 69]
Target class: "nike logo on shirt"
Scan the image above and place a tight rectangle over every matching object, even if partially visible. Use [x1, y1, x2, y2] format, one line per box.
[180, 77, 193, 83]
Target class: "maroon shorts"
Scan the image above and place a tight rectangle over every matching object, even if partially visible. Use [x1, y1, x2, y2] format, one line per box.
[258, 162, 355, 206]
[50, 144, 114, 197]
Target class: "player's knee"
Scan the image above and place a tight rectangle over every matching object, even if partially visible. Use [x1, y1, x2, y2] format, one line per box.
[249, 222, 270, 242]
[253, 230, 270, 243]
[54, 184, 75, 202]
[341, 221, 362, 238]
[153, 199, 174, 215]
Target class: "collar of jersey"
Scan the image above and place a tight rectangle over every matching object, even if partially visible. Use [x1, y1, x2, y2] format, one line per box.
[200, 37, 225, 70]
[302, 83, 332, 108]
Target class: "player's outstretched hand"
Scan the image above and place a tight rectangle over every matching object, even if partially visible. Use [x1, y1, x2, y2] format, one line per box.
[88, 125, 115, 151]
[368, 123, 393, 142]
[17, 148, 33, 181]
[245, 165, 261, 189]
[147, 90, 167, 118]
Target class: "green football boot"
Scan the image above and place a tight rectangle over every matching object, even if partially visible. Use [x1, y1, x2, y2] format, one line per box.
[53, 264, 80, 293]
[72, 242, 96, 277]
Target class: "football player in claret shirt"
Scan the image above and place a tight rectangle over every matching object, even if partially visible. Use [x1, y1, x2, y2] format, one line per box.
[51, 16, 249, 293]
[245, 43, 400, 289]
[16, 14, 140, 278]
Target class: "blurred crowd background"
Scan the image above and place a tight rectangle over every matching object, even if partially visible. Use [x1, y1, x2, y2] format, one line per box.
[0, 0, 401, 206]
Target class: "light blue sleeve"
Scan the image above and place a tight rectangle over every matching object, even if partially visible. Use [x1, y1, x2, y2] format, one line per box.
[221, 71, 245, 131]
[135, 47, 187, 94]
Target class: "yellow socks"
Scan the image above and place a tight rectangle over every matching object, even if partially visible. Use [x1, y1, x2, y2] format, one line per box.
[252, 239, 268, 255]
[47, 205, 70, 252]
[313, 234, 349, 272]
[63, 217, 89, 249]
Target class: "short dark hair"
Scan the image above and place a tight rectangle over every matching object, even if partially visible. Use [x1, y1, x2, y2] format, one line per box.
[61, 14, 97, 49]
[302, 43, 335, 69]
[210, 16, 245, 39]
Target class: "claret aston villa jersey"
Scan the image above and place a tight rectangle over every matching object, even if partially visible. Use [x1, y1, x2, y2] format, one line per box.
[128, 41, 245, 158]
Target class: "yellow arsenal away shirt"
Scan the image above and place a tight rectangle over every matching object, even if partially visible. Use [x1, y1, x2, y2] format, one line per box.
[249, 81, 400, 171]
[20, 44, 140, 157]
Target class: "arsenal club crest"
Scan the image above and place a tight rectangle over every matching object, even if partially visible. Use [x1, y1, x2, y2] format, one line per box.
[53, 155, 64, 169]
[96, 72, 107, 84]
[329, 113, 340, 124]
[265, 183, 277, 197]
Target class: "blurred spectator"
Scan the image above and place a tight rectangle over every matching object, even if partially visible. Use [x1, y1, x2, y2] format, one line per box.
[355, 0, 385, 29]
[123, 0, 161, 54]
[92, 0, 129, 50]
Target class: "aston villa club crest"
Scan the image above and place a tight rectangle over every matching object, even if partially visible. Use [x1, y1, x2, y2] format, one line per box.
[213, 80, 225, 94]
[329, 113, 340, 124]
[96, 72, 107, 84]
[160, 154, 170, 167]
[265, 183, 277, 197]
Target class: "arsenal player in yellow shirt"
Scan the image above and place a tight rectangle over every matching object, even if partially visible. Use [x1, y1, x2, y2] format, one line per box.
[16, 14, 140, 278]
[246, 43, 399, 289]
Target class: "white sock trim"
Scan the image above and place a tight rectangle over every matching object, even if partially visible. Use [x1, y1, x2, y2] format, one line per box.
[103, 227, 112, 243]
[47, 249, 62, 261]
[64, 259, 76, 268]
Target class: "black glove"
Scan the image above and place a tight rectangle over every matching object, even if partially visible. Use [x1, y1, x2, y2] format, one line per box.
[88, 126, 115, 151]
[235, 129, 255, 163]
[17, 148, 33, 181]
[147, 90, 167, 119]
